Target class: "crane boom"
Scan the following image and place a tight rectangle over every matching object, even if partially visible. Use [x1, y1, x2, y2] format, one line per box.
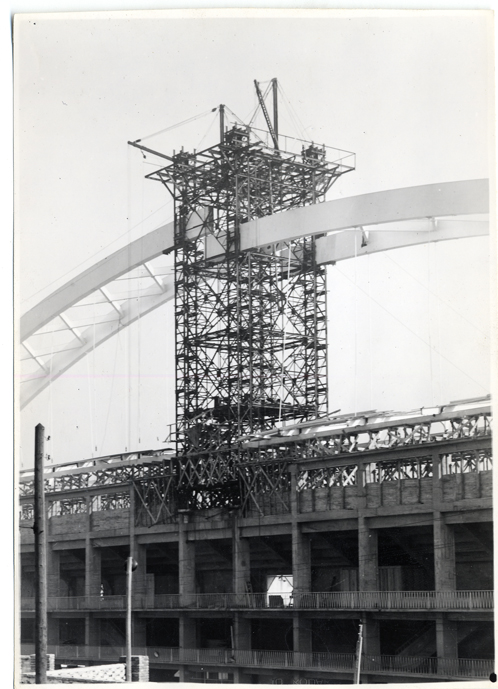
[254, 79, 279, 150]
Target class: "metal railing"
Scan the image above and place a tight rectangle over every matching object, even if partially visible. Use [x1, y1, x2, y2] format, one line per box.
[20, 589, 493, 612]
[292, 590, 494, 611]
[20, 644, 493, 679]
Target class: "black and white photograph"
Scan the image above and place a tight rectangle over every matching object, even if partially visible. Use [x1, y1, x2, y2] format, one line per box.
[14, 9, 495, 686]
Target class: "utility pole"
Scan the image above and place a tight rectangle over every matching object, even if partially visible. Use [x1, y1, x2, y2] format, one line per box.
[354, 622, 363, 684]
[34, 423, 47, 684]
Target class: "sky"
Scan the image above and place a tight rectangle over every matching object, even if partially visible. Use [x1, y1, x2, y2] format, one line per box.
[15, 10, 494, 469]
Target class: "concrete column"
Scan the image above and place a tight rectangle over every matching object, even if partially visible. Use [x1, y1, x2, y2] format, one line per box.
[135, 542, 147, 571]
[434, 513, 457, 662]
[47, 544, 60, 597]
[291, 465, 312, 655]
[133, 542, 148, 595]
[85, 541, 101, 597]
[361, 614, 380, 655]
[85, 615, 99, 648]
[358, 517, 380, 659]
[432, 452, 443, 504]
[233, 612, 251, 651]
[178, 513, 196, 650]
[292, 529, 312, 652]
[433, 513, 456, 592]
[179, 614, 197, 648]
[436, 614, 458, 659]
[293, 612, 312, 653]
[233, 525, 251, 595]
[232, 524, 252, 649]
[358, 517, 378, 591]
[233, 668, 252, 683]
[179, 514, 196, 602]
[133, 617, 147, 648]
[292, 525, 311, 593]
[47, 617, 59, 645]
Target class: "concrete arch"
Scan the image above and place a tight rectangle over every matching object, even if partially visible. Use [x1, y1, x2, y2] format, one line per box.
[19, 179, 489, 408]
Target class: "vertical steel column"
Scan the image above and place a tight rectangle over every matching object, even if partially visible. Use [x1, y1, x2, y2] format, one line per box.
[272, 78, 278, 144]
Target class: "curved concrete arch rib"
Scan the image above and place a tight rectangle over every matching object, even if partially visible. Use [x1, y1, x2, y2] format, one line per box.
[20, 179, 489, 409]
[21, 221, 174, 342]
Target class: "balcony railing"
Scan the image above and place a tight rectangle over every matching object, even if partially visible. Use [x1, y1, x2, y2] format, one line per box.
[19, 644, 493, 680]
[20, 589, 493, 612]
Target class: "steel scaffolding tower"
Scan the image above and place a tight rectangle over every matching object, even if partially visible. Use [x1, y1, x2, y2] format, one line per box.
[132, 83, 355, 508]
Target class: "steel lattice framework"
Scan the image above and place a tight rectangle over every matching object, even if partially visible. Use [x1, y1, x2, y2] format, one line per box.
[142, 121, 354, 507]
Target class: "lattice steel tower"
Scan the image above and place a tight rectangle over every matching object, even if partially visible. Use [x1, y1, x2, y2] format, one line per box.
[130, 80, 355, 508]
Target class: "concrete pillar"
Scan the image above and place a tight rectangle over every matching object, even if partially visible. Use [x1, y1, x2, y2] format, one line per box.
[233, 526, 251, 595]
[233, 668, 252, 683]
[434, 513, 457, 662]
[292, 525, 311, 593]
[293, 612, 312, 653]
[46, 544, 59, 650]
[292, 526, 312, 653]
[178, 514, 196, 603]
[361, 614, 380, 655]
[358, 517, 380, 658]
[47, 617, 59, 645]
[291, 464, 312, 655]
[232, 521, 252, 651]
[358, 517, 378, 591]
[436, 614, 458, 659]
[133, 542, 148, 596]
[47, 544, 60, 597]
[179, 614, 197, 648]
[85, 614, 99, 648]
[433, 513, 456, 592]
[178, 514, 197, 650]
[133, 617, 147, 648]
[135, 542, 147, 572]
[85, 541, 101, 597]
[233, 612, 251, 651]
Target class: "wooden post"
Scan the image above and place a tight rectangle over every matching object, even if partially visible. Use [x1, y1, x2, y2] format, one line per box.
[34, 423, 47, 684]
